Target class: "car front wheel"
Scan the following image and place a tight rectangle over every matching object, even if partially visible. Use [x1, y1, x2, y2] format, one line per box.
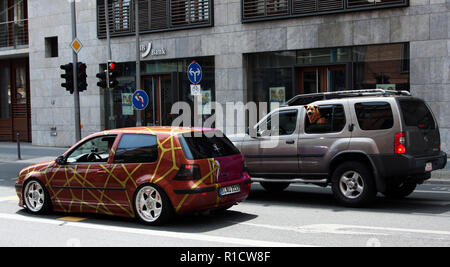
[23, 179, 51, 214]
[331, 161, 376, 207]
[260, 182, 290, 192]
[383, 181, 417, 199]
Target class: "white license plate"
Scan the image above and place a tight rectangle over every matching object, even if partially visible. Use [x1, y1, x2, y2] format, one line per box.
[219, 184, 241, 196]
[425, 162, 433, 172]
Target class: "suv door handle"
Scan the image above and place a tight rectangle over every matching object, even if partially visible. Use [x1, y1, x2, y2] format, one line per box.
[286, 140, 295, 144]
[348, 123, 355, 132]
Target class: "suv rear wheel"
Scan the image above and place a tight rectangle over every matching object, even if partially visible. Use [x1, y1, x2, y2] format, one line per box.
[331, 161, 376, 207]
[260, 182, 290, 192]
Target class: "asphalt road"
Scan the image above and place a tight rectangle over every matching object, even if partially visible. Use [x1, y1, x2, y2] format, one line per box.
[1, 160, 449, 247]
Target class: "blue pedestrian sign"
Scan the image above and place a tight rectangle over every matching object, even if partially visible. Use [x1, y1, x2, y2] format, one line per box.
[187, 61, 202, 84]
[132, 90, 149, 110]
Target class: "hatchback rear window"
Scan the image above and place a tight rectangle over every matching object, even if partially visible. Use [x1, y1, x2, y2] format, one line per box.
[179, 131, 241, 160]
[398, 99, 436, 130]
[355, 102, 394, 130]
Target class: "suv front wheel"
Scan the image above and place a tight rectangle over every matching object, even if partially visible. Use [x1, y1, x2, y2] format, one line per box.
[331, 161, 376, 207]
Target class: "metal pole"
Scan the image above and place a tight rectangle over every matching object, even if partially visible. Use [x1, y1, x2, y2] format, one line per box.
[135, 0, 142, 126]
[104, 0, 115, 129]
[16, 132, 21, 160]
[71, 0, 81, 141]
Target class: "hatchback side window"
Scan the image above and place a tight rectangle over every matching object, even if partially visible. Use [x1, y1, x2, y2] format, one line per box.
[66, 135, 117, 163]
[305, 105, 346, 134]
[114, 134, 158, 163]
[355, 102, 393, 131]
[257, 110, 298, 136]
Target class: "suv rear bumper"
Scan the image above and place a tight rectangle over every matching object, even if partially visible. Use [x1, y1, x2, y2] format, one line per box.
[370, 151, 447, 179]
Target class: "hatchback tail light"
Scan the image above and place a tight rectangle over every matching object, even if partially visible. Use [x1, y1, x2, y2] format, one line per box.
[395, 132, 406, 154]
[174, 164, 201, 180]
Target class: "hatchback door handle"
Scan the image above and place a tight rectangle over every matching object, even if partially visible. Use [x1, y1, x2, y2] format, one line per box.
[286, 140, 295, 144]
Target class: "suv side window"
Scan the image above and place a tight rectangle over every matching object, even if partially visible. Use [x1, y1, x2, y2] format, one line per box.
[257, 110, 298, 136]
[114, 134, 158, 163]
[305, 104, 346, 134]
[355, 102, 393, 131]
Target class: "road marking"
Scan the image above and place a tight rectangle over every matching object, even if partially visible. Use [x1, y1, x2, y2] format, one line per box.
[234, 221, 450, 237]
[414, 190, 450, 194]
[0, 196, 19, 202]
[0, 213, 312, 247]
[57, 216, 87, 222]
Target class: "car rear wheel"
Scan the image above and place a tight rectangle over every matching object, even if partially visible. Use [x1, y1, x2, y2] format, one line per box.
[260, 182, 290, 192]
[331, 161, 376, 207]
[383, 181, 417, 199]
[23, 179, 51, 214]
[133, 184, 173, 226]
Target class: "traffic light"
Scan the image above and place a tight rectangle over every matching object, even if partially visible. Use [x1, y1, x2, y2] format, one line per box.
[108, 61, 119, 89]
[60, 63, 74, 94]
[96, 69, 107, 88]
[77, 62, 87, 92]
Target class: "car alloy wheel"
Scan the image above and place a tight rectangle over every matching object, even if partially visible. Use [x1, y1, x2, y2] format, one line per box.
[339, 171, 364, 199]
[135, 185, 165, 223]
[24, 180, 48, 213]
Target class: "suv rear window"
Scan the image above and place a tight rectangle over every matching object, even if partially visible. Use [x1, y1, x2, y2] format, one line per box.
[179, 131, 241, 160]
[355, 102, 394, 130]
[398, 99, 436, 130]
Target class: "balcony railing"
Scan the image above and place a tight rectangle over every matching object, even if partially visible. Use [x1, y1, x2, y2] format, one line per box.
[242, 0, 408, 22]
[0, 19, 29, 49]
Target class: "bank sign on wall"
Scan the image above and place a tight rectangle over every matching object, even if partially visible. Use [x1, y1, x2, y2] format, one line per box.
[140, 42, 167, 58]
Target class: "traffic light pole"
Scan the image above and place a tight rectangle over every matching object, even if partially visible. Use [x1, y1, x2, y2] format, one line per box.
[105, 0, 115, 129]
[71, 0, 81, 141]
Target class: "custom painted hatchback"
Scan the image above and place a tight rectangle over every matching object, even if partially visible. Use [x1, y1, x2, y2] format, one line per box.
[15, 127, 251, 225]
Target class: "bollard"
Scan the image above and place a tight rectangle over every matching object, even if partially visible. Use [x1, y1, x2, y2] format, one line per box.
[17, 132, 21, 160]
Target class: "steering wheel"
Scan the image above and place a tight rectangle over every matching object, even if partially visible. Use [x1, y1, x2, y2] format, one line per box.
[86, 152, 102, 162]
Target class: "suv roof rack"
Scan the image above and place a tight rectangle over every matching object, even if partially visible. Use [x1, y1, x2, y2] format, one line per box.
[285, 89, 411, 106]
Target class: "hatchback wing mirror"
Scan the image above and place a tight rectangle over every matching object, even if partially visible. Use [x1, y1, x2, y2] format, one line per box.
[56, 155, 67, 165]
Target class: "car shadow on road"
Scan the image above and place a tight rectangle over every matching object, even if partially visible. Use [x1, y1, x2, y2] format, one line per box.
[14, 206, 258, 234]
[246, 186, 450, 216]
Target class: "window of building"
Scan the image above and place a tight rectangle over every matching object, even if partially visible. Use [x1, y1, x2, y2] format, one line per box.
[242, 0, 408, 22]
[97, 0, 213, 38]
[45, 36, 58, 58]
[0, 64, 11, 119]
[304, 104, 346, 134]
[114, 134, 158, 163]
[354, 102, 393, 130]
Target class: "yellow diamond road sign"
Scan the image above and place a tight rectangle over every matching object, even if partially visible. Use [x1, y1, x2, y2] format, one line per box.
[70, 38, 83, 54]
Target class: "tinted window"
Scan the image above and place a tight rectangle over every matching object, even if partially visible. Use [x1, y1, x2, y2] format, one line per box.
[398, 99, 436, 130]
[305, 105, 346, 134]
[179, 131, 240, 160]
[114, 134, 158, 163]
[355, 102, 393, 130]
[257, 110, 298, 136]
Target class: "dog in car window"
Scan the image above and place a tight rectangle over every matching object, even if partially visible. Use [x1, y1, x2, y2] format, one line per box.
[305, 104, 327, 125]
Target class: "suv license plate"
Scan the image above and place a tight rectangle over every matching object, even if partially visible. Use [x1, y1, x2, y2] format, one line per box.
[425, 162, 433, 172]
[219, 184, 241, 196]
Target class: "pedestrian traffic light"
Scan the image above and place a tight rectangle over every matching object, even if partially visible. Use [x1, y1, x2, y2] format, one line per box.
[108, 61, 119, 89]
[96, 70, 107, 88]
[77, 62, 87, 92]
[60, 63, 74, 94]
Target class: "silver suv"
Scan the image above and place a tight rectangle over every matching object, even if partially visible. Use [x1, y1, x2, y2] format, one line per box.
[230, 89, 447, 207]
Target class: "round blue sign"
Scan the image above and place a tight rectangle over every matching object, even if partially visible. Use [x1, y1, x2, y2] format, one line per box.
[132, 90, 149, 110]
[187, 61, 202, 84]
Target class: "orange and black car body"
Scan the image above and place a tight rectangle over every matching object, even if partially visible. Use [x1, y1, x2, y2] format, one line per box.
[15, 127, 251, 220]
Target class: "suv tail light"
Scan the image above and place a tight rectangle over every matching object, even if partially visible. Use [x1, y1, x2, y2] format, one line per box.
[174, 164, 201, 180]
[395, 132, 406, 154]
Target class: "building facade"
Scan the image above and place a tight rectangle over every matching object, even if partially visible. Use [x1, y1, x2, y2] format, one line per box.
[22, 0, 450, 153]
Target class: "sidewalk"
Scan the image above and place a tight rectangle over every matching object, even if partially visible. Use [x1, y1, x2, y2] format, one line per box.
[1, 141, 449, 184]
[0, 142, 67, 163]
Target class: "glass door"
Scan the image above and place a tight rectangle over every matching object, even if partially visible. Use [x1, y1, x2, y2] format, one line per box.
[141, 75, 173, 126]
[298, 65, 346, 94]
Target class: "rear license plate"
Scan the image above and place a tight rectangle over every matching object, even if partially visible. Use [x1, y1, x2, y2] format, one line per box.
[425, 162, 433, 172]
[219, 184, 241, 196]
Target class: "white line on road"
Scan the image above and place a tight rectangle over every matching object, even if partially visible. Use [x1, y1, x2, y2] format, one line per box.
[0, 196, 18, 202]
[0, 213, 312, 247]
[233, 221, 450, 237]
